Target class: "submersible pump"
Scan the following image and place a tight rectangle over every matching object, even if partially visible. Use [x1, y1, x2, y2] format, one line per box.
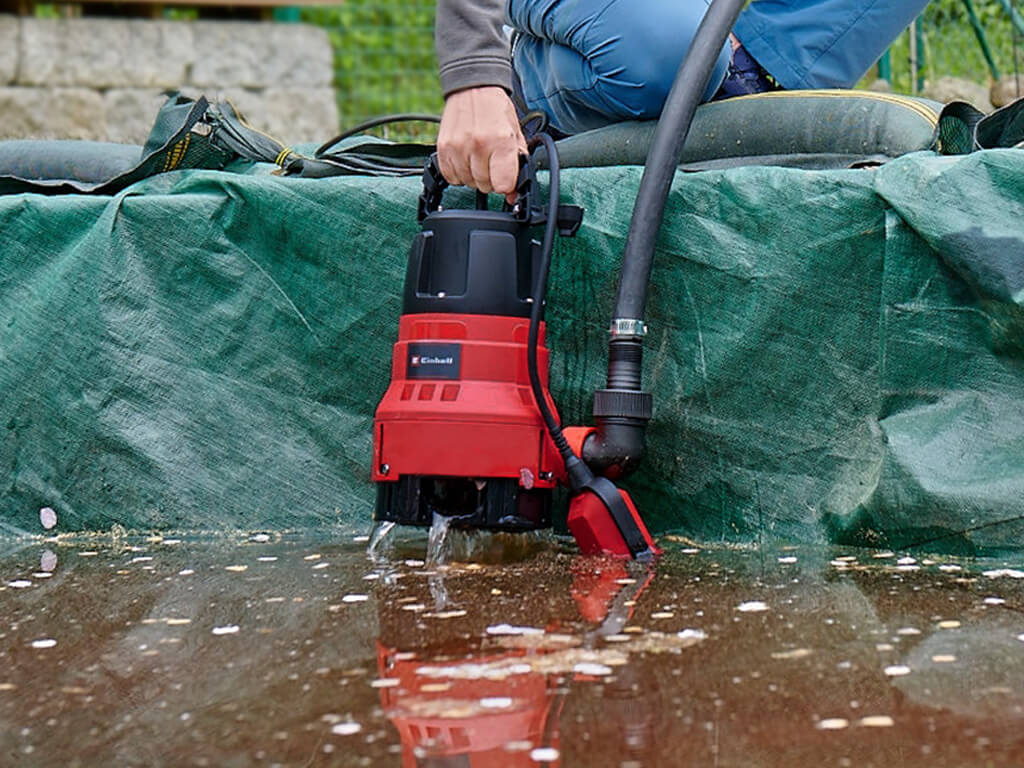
[372, 0, 748, 559]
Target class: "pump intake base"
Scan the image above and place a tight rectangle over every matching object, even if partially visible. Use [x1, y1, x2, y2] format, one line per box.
[375, 475, 552, 532]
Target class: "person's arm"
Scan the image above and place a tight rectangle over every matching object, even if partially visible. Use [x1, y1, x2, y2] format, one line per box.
[435, 0, 526, 201]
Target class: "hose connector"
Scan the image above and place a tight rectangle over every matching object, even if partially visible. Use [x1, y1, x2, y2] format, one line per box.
[609, 318, 648, 339]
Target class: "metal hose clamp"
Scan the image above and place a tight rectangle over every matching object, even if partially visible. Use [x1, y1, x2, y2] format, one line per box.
[609, 318, 648, 338]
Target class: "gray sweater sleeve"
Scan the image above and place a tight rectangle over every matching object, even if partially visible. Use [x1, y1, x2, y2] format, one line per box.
[435, 0, 512, 97]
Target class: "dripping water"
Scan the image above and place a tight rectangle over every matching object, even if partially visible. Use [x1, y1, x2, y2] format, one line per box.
[366, 520, 396, 561]
[426, 513, 453, 568]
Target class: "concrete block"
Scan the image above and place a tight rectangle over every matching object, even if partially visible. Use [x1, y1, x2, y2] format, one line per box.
[177, 86, 338, 145]
[104, 89, 170, 145]
[0, 15, 17, 85]
[923, 76, 992, 114]
[19, 19, 193, 88]
[239, 86, 338, 145]
[0, 87, 106, 140]
[189, 22, 333, 88]
[991, 76, 1024, 109]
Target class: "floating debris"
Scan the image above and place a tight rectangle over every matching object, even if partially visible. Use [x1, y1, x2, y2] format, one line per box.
[423, 610, 467, 619]
[486, 624, 544, 636]
[330, 722, 362, 736]
[676, 629, 706, 642]
[983, 569, 1024, 579]
[480, 697, 513, 709]
[341, 594, 369, 603]
[771, 648, 813, 660]
[857, 715, 895, 727]
[816, 718, 849, 730]
[39, 507, 57, 530]
[736, 601, 769, 613]
[884, 665, 911, 677]
[530, 747, 559, 762]
[30, 638, 57, 649]
[212, 625, 240, 636]
[40, 550, 58, 572]
[419, 683, 453, 693]
[573, 663, 613, 676]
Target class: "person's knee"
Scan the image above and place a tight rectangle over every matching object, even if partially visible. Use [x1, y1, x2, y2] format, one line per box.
[586, 3, 708, 117]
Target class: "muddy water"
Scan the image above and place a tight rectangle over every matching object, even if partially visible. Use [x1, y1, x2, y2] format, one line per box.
[1, 533, 1023, 767]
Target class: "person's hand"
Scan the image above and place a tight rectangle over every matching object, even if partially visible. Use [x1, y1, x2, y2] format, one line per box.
[437, 86, 527, 203]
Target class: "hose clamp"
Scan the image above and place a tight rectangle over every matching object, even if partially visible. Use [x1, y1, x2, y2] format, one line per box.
[609, 318, 648, 338]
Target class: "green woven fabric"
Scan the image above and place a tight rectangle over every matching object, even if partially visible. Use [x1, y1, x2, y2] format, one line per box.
[1, 150, 1022, 554]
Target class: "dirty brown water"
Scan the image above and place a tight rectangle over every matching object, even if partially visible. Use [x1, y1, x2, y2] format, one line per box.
[2, 530, 1024, 767]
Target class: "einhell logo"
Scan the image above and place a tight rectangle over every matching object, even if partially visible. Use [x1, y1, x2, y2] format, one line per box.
[411, 354, 454, 366]
[407, 343, 461, 380]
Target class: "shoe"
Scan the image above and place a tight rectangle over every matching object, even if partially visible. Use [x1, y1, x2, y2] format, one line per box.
[712, 44, 784, 101]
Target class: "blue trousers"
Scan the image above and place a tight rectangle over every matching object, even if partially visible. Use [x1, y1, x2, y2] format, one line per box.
[509, 0, 931, 134]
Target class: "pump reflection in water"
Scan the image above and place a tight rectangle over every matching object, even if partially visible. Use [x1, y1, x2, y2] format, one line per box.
[372, 558, 658, 766]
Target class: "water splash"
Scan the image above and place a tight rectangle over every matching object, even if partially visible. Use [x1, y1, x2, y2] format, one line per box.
[429, 572, 450, 609]
[426, 513, 453, 568]
[366, 521, 396, 561]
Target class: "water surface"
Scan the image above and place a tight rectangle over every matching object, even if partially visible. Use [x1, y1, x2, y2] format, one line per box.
[1, 531, 1023, 766]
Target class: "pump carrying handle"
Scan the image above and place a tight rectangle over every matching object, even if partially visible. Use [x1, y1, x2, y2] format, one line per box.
[417, 152, 536, 223]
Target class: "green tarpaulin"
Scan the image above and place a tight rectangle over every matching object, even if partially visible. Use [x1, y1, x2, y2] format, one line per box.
[2, 150, 1022, 554]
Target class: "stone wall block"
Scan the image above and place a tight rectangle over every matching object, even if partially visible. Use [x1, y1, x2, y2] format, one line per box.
[991, 76, 1024, 109]
[0, 15, 17, 85]
[0, 87, 106, 140]
[189, 22, 333, 88]
[104, 89, 172, 145]
[178, 86, 338, 145]
[247, 87, 339, 144]
[923, 76, 993, 113]
[20, 19, 194, 88]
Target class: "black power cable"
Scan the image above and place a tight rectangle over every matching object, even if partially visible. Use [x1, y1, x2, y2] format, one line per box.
[525, 133, 576, 468]
[524, 136, 654, 561]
